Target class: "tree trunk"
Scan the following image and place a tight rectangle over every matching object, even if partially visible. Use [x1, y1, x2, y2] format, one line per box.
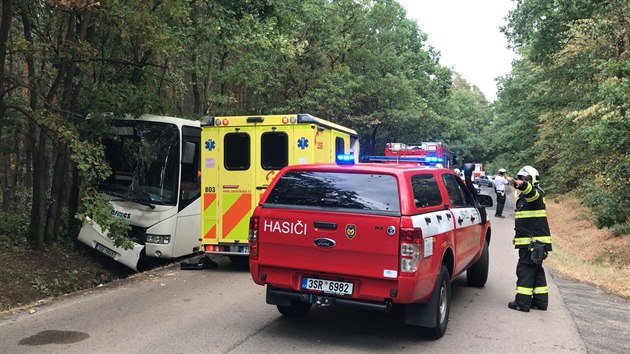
[0, 0, 12, 117]
[203, 45, 216, 114]
[1, 144, 11, 210]
[30, 128, 48, 250]
[0, 0, 14, 210]
[67, 163, 81, 238]
[191, 52, 201, 115]
[369, 124, 379, 156]
[44, 147, 68, 245]
[20, 2, 47, 250]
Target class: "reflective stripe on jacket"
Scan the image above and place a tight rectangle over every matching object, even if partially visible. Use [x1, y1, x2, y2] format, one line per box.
[514, 181, 552, 251]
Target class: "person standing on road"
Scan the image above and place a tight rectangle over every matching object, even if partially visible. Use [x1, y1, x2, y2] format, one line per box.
[494, 168, 509, 218]
[461, 162, 478, 199]
[509, 165, 553, 312]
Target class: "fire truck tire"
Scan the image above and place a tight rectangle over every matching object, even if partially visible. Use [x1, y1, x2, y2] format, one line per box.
[276, 301, 312, 317]
[467, 239, 489, 287]
[424, 265, 451, 339]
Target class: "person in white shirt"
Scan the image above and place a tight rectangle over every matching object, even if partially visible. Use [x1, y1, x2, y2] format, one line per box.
[494, 168, 509, 217]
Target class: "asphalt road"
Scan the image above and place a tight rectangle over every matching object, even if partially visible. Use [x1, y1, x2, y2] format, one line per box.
[486, 185, 630, 354]
[0, 187, 626, 353]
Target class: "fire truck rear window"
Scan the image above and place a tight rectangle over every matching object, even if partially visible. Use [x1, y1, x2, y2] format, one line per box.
[265, 171, 400, 212]
[224, 133, 250, 170]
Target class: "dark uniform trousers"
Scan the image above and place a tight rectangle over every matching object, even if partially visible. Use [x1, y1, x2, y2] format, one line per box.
[495, 190, 506, 216]
[515, 248, 548, 309]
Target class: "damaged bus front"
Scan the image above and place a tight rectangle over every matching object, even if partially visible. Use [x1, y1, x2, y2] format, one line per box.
[78, 115, 201, 271]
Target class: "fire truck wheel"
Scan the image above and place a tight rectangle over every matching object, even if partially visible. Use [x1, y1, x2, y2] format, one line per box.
[425, 265, 451, 339]
[276, 301, 312, 317]
[466, 239, 489, 287]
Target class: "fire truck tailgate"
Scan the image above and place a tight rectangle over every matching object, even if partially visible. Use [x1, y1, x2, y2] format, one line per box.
[256, 207, 400, 279]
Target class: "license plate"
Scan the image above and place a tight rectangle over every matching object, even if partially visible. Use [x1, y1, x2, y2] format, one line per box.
[229, 245, 249, 253]
[95, 243, 117, 258]
[301, 277, 353, 296]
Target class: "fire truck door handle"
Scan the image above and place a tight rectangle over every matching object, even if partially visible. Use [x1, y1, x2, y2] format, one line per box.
[314, 222, 337, 230]
[470, 215, 476, 222]
[256, 185, 268, 190]
[457, 217, 464, 225]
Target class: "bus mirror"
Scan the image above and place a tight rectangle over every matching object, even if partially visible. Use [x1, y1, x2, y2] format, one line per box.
[182, 141, 196, 164]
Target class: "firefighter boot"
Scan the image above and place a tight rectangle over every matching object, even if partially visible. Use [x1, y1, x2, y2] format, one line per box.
[508, 301, 530, 312]
[531, 303, 547, 311]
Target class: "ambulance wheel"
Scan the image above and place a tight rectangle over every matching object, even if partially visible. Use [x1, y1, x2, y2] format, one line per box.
[276, 301, 312, 317]
[424, 265, 451, 339]
[467, 239, 489, 287]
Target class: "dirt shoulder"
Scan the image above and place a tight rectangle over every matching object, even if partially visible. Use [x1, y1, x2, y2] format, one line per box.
[545, 195, 630, 298]
[0, 240, 135, 314]
[0, 194, 628, 314]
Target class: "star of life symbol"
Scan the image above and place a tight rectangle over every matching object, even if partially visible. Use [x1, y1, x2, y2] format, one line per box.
[297, 137, 309, 150]
[205, 139, 216, 151]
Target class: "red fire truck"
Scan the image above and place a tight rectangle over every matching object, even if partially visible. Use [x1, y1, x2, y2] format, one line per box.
[380, 142, 454, 168]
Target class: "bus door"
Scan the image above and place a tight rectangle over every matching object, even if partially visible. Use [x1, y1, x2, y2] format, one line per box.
[174, 125, 202, 256]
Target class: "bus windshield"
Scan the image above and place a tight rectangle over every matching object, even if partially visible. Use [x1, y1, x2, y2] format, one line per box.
[99, 120, 180, 205]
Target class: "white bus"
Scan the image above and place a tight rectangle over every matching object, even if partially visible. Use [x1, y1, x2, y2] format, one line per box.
[78, 114, 201, 271]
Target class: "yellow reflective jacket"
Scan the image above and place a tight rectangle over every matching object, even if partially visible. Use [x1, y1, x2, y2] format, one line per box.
[514, 181, 552, 251]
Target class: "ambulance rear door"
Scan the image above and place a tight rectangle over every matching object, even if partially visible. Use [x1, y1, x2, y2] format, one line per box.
[217, 124, 256, 249]
[254, 120, 294, 203]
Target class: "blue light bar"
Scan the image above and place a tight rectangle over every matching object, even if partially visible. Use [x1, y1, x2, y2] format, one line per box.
[336, 153, 355, 164]
[424, 156, 444, 163]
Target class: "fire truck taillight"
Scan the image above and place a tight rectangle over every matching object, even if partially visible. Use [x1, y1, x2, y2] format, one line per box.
[248, 216, 259, 259]
[400, 227, 422, 275]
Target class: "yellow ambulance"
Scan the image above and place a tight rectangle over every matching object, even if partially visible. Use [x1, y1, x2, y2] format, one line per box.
[200, 113, 359, 263]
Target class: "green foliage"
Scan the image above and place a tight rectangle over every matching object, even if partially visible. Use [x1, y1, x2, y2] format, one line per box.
[30, 269, 81, 298]
[495, 0, 629, 232]
[76, 188, 133, 250]
[1, 0, 496, 252]
[0, 211, 30, 251]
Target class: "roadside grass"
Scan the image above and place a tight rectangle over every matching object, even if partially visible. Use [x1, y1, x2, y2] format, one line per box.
[545, 195, 630, 298]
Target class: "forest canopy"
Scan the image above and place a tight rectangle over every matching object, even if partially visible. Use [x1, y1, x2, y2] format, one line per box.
[0, 0, 626, 251]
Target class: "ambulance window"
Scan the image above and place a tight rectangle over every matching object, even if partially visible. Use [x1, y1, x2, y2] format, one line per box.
[411, 174, 441, 208]
[261, 132, 288, 170]
[224, 133, 250, 170]
[335, 137, 345, 155]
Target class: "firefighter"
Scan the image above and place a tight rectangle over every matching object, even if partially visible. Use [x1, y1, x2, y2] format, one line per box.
[509, 165, 552, 312]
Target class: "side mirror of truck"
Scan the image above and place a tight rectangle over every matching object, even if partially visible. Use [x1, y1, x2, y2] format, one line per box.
[477, 194, 493, 208]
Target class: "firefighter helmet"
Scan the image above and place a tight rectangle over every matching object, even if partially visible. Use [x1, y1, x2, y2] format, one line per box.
[517, 165, 540, 185]
[498, 168, 506, 173]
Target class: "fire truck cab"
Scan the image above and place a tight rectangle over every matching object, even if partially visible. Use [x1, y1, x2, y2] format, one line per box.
[364, 142, 454, 168]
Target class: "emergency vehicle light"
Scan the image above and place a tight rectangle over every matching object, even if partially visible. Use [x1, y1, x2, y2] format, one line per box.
[424, 157, 444, 163]
[336, 153, 355, 164]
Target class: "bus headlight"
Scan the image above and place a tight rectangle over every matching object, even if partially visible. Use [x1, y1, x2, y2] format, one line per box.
[146, 234, 171, 244]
